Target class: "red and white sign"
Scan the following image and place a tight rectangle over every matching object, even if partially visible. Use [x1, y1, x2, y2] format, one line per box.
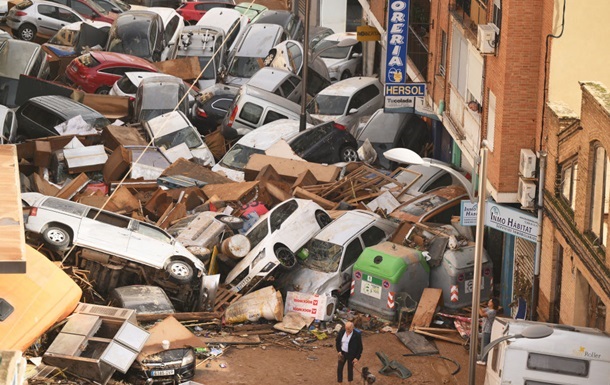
[350, 280, 355, 295]
[450, 285, 459, 302]
[285, 291, 333, 321]
[387, 292, 395, 308]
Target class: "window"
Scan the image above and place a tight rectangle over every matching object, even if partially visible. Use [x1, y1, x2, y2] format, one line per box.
[560, 158, 578, 210]
[589, 144, 610, 247]
[269, 199, 298, 232]
[450, 26, 468, 97]
[135, 223, 171, 243]
[341, 239, 363, 270]
[493, 0, 502, 30]
[86, 209, 130, 228]
[72, 2, 95, 17]
[361, 226, 387, 247]
[487, 89, 496, 151]
[164, 16, 180, 44]
[58, 9, 80, 22]
[0, 298, 14, 321]
[527, 353, 589, 377]
[239, 102, 263, 125]
[280, 78, 296, 97]
[349, 84, 379, 111]
[43, 197, 88, 216]
[21, 104, 62, 132]
[2, 110, 13, 140]
[38, 4, 58, 17]
[263, 110, 287, 125]
[439, 30, 447, 77]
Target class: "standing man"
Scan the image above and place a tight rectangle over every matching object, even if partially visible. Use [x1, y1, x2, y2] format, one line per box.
[335, 321, 363, 383]
[477, 297, 499, 365]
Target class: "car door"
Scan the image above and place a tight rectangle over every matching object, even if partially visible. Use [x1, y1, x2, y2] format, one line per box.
[36, 4, 72, 36]
[291, 124, 333, 163]
[127, 221, 175, 268]
[338, 238, 364, 293]
[76, 208, 131, 255]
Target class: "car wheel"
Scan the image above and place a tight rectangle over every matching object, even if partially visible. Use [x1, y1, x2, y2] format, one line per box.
[42, 226, 71, 251]
[166, 259, 195, 283]
[275, 245, 296, 268]
[315, 210, 332, 228]
[219, 215, 245, 231]
[18, 24, 36, 41]
[96, 86, 111, 95]
[340, 70, 351, 80]
[340, 146, 358, 162]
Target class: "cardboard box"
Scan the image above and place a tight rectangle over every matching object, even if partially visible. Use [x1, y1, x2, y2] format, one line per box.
[103, 146, 131, 184]
[101, 126, 147, 151]
[244, 154, 340, 184]
[33, 141, 52, 168]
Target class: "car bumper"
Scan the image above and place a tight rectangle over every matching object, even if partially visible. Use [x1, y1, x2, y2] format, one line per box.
[5, 18, 21, 30]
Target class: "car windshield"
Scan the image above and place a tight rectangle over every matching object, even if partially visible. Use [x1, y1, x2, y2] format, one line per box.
[220, 143, 264, 170]
[246, 219, 269, 250]
[299, 239, 342, 273]
[228, 56, 261, 78]
[48, 28, 79, 47]
[154, 126, 203, 150]
[358, 112, 407, 142]
[308, 95, 348, 116]
[87, 0, 109, 14]
[111, 0, 130, 11]
[313, 40, 351, 59]
[108, 29, 151, 58]
[398, 195, 449, 217]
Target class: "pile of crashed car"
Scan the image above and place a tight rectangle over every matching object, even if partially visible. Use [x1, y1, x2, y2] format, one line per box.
[0, 1, 494, 384]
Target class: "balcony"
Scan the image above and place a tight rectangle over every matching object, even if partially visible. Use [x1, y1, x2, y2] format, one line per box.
[452, 0, 489, 39]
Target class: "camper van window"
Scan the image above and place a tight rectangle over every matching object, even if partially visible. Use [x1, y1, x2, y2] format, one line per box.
[527, 353, 589, 377]
[43, 197, 88, 216]
[0, 298, 14, 321]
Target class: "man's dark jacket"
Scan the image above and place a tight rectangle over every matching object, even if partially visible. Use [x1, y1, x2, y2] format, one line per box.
[335, 329, 363, 360]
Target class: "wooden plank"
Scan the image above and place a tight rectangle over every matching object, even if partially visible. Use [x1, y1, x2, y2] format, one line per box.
[413, 328, 466, 345]
[199, 335, 261, 345]
[243, 154, 340, 184]
[293, 187, 336, 210]
[410, 288, 443, 331]
[136, 312, 223, 323]
[0, 146, 26, 273]
[55, 173, 89, 200]
[395, 331, 439, 355]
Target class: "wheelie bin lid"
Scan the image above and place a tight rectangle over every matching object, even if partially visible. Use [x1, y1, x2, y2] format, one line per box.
[353, 241, 428, 284]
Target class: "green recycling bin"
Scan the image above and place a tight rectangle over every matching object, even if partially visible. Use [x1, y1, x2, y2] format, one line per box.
[348, 242, 430, 320]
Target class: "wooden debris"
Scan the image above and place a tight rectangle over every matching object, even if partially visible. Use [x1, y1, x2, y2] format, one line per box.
[293, 187, 336, 210]
[410, 288, 443, 331]
[136, 311, 223, 323]
[213, 286, 242, 312]
[200, 334, 261, 345]
[413, 327, 466, 345]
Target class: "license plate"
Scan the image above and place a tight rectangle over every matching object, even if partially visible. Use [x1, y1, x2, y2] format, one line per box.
[361, 281, 382, 299]
[235, 275, 252, 291]
[464, 279, 484, 294]
[151, 369, 175, 376]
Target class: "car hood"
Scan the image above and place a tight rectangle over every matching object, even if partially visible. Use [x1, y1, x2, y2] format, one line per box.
[310, 114, 338, 123]
[211, 164, 245, 182]
[280, 266, 338, 295]
[321, 57, 347, 70]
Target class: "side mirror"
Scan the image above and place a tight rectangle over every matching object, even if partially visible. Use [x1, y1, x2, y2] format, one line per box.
[111, 7, 121, 13]
[348, 108, 358, 115]
[351, 52, 363, 59]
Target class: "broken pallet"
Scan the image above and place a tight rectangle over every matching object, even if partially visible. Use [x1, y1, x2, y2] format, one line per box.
[214, 287, 242, 312]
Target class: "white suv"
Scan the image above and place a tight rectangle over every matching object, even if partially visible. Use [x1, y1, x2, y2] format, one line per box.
[22, 193, 205, 284]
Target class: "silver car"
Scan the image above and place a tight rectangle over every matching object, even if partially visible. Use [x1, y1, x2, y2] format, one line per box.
[21, 192, 205, 284]
[313, 32, 362, 82]
[6, 0, 84, 41]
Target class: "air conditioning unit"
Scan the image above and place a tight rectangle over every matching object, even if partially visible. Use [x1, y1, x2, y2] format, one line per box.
[519, 148, 537, 178]
[518, 179, 536, 208]
[477, 23, 499, 54]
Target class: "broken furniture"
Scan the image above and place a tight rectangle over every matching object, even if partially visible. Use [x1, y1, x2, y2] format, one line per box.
[43, 304, 149, 384]
[375, 351, 412, 379]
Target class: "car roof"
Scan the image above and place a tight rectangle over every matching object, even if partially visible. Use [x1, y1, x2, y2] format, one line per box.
[242, 84, 301, 113]
[235, 119, 302, 149]
[247, 68, 293, 89]
[116, 10, 159, 26]
[90, 51, 157, 68]
[197, 7, 242, 30]
[140, 75, 183, 87]
[147, 7, 180, 24]
[253, 9, 293, 26]
[25, 95, 103, 119]
[356, 109, 412, 142]
[318, 76, 380, 96]
[313, 210, 379, 245]
[125, 71, 173, 86]
[145, 110, 190, 137]
[61, 20, 111, 31]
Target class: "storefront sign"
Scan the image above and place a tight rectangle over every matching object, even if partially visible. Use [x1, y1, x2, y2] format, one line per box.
[460, 200, 539, 242]
[356, 25, 381, 41]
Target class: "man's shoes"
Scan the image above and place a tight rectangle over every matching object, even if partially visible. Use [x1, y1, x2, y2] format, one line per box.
[476, 360, 486, 366]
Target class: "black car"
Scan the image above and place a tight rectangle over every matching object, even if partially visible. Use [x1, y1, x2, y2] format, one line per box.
[14, 95, 110, 142]
[128, 347, 196, 384]
[288, 121, 358, 163]
[252, 10, 303, 42]
[192, 85, 237, 134]
[106, 11, 165, 62]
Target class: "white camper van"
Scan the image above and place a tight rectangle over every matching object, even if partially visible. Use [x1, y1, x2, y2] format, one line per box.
[483, 318, 610, 385]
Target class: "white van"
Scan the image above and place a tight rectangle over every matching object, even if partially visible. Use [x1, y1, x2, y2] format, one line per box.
[484, 318, 610, 385]
[220, 83, 304, 139]
[212, 119, 308, 181]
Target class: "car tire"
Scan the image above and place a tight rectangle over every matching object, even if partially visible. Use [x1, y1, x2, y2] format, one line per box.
[96, 86, 111, 95]
[340, 70, 351, 80]
[166, 259, 195, 283]
[275, 245, 296, 268]
[18, 24, 36, 41]
[315, 210, 332, 228]
[218, 215, 245, 231]
[42, 226, 71, 251]
[340, 145, 358, 162]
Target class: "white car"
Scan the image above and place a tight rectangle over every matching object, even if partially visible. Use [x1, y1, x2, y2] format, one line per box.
[276, 210, 398, 296]
[142, 110, 215, 167]
[0, 104, 17, 144]
[308, 76, 384, 135]
[21, 192, 205, 283]
[212, 119, 309, 181]
[313, 32, 362, 82]
[225, 198, 332, 294]
[196, 7, 247, 56]
[148, 7, 184, 61]
[110, 72, 198, 107]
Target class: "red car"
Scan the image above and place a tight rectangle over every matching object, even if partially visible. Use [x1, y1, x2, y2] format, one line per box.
[64, 51, 158, 94]
[177, 0, 235, 24]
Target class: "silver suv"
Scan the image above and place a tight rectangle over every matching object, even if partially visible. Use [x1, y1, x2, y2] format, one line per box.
[21, 192, 205, 284]
[6, 0, 84, 41]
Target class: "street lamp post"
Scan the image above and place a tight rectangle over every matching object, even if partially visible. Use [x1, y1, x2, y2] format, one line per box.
[384, 144, 488, 385]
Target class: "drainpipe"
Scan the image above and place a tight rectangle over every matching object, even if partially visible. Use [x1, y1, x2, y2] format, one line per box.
[531, 151, 547, 320]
